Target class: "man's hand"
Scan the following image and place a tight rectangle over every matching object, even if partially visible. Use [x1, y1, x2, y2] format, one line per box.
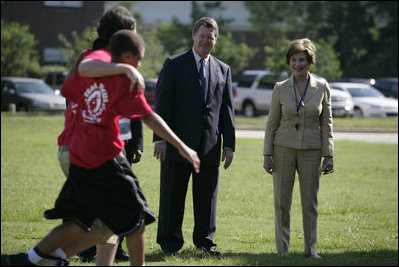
[222, 147, 234, 169]
[130, 150, 143, 164]
[153, 141, 167, 162]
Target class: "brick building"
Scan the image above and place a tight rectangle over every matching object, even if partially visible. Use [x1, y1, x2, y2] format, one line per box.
[1, 1, 104, 65]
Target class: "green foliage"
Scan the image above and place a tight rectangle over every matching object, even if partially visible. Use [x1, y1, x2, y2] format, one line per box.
[264, 39, 292, 75]
[1, 20, 41, 77]
[245, 1, 398, 78]
[313, 37, 342, 79]
[153, 1, 254, 77]
[265, 37, 342, 80]
[154, 18, 191, 56]
[212, 32, 255, 78]
[58, 27, 96, 69]
[139, 29, 169, 78]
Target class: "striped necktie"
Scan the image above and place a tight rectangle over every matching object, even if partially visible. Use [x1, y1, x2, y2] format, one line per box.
[199, 58, 206, 100]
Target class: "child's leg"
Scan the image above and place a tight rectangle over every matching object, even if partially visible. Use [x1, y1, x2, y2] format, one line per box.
[125, 225, 145, 266]
[96, 243, 118, 266]
[36, 221, 85, 255]
[60, 231, 101, 258]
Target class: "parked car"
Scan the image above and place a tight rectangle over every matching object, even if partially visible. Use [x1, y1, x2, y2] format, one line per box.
[328, 77, 376, 85]
[1, 77, 66, 111]
[144, 78, 157, 108]
[43, 71, 68, 95]
[373, 78, 398, 99]
[233, 70, 279, 117]
[329, 82, 398, 118]
[330, 88, 354, 117]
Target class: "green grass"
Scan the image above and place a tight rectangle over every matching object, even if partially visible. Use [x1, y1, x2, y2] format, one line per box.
[235, 115, 398, 131]
[1, 113, 398, 266]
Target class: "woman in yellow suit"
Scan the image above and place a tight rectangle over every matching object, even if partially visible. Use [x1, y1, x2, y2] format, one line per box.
[263, 38, 334, 259]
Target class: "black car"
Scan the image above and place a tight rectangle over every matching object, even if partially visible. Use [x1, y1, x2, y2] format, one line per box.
[1, 77, 66, 111]
[373, 78, 398, 99]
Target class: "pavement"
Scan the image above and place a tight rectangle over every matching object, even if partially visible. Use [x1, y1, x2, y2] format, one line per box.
[236, 129, 398, 144]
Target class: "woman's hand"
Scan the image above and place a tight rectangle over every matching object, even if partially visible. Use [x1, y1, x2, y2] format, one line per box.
[322, 156, 334, 175]
[263, 154, 275, 175]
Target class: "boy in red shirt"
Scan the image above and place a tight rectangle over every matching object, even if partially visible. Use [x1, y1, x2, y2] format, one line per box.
[2, 30, 200, 266]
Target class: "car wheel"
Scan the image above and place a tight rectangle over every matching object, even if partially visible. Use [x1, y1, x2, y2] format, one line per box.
[354, 107, 363, 118]
[242, 102, 256, 117]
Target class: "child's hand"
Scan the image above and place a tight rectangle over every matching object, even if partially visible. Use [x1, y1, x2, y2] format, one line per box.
[179, 146, 200, 173]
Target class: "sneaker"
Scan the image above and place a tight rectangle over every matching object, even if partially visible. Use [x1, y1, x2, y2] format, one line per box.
[38, 255, 69, 266]
[1, 253, 36, 266]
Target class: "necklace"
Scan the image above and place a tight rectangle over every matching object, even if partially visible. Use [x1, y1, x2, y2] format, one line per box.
[293, 75, 310, 130]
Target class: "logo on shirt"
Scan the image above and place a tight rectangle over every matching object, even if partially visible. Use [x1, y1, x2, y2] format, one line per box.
[82, 83, 109, 124]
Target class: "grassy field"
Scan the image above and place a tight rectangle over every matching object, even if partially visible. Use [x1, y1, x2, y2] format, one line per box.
[1, 113, 398, 266]
[235, 115, 398, 131]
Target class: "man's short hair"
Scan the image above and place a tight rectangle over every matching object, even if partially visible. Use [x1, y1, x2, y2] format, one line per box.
[192, 17, 219, 39]
[110, 29, 145, 60]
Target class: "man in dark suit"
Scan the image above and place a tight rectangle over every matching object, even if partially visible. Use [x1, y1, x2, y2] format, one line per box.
[153, 17, 235, 256]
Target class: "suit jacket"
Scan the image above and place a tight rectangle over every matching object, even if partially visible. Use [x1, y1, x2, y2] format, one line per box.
[263, 74, 334, 157]
[154, 49, 235, 166]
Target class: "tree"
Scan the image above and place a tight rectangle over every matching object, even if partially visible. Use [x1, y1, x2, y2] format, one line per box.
[245, 1, 398, 78]
[154, 1, 254, 78]
[265, 37, 342, 80]
[154, 18, 191, 56]
[212, 32, 255, 78]
[58, 27, 95, 69]
[139, 29, 169, 78]
[1, 20, 41, 77]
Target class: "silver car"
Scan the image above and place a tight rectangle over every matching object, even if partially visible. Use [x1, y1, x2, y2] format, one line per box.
[330, 88, 354, 117]
[329, 82, 398, 118]
[1, 77, 66, 112]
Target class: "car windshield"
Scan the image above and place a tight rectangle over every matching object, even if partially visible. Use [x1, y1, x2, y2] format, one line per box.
[15, 81, 55, 95]
[347, 87, 384, 98]
[238, 74, 257, 87]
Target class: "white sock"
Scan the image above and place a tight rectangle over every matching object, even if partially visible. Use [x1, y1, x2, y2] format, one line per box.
[51, 248, 67, 259]
[27, 249, 43, 265]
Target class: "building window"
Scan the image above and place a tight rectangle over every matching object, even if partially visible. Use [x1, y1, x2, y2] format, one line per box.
[44, 1, 83, 8]
[43, 48, 67, 63]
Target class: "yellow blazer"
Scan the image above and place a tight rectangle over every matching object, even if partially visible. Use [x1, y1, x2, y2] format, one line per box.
[263, 74, 334, 157]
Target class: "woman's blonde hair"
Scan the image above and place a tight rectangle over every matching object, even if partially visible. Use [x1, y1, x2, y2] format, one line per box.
[285, 38, 316, 66]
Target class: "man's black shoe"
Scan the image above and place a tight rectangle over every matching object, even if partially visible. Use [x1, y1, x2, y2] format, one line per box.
[1, 253, 36, 266]
[77, 246, 96, 263]
[163, 249, 179, 256]
[114, 247, 130, 262]
[201, 247, 222, 257]
[79, 255, 95, 263]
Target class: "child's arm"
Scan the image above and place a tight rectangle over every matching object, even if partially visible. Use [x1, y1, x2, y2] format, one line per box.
[141, 113, 200, 173]
[78, 58, 145, 93]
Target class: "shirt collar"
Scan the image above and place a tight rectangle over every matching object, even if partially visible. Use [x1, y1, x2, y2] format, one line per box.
[192, 47, 209, 66]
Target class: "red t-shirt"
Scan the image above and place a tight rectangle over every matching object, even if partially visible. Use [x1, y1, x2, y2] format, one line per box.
[57, 48, 112, 147]
[62, 73, 154, 169]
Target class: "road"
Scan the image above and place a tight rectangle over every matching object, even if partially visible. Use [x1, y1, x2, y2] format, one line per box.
[236, 130, 398, 144]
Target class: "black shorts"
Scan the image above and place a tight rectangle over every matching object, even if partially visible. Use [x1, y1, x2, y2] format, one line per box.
[44, 155, 156, 236]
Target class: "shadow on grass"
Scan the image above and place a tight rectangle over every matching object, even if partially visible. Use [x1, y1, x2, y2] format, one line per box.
[146, 249, 398, 266]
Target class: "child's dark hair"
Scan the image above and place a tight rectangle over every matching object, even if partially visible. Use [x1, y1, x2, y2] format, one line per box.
[110, 30, 145, 61]
[92, 6, 136, 50]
